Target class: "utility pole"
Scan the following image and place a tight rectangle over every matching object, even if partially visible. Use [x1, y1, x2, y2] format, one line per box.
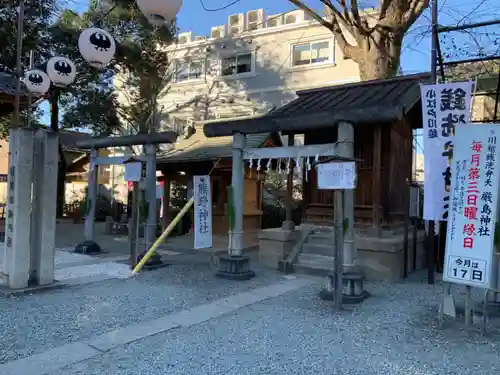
[26, 50, 34, 127]
[427, 0, 438, 285]
[13, 0, 25, 128]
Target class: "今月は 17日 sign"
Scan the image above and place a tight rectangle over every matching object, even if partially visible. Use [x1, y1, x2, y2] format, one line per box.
[421, 81, 474, 222]
[443, 124, 500, 289]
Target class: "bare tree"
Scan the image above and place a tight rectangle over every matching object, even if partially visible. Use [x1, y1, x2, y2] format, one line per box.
[288, 0, 429, 80]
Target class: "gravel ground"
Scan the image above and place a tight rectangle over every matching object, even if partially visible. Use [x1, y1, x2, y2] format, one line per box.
[0, 261, 284, 364]
[52, 275, 500, 375]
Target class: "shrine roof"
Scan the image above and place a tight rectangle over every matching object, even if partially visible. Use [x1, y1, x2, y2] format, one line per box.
[58, 130, 94, 153]
[0, 72, 30, 97]
[203, 73, 432, 137]
[157, 128, 274, 164]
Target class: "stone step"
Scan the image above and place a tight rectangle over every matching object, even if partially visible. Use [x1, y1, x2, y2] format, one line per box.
[295, 253, 334, 277]
[301, 243, 335, 257]
[306, 233, 335, 246]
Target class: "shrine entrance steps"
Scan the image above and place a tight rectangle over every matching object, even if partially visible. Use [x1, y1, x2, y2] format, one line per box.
[295, 231, 336, 277]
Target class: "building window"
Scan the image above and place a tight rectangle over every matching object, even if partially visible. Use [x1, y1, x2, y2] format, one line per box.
[291, 40, 332, 67]
[175, 60, 204, 82]
[221, 53, 252, 76]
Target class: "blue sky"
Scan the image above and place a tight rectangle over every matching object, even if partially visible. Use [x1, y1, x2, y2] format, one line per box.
[41, 0, 500, 153]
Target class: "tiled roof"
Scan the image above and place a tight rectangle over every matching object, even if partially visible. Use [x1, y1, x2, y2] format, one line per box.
[0, 72, 30, 97]
[203, 73, 432, 137]
[273, 72, 431, 118]
[58, 130, 93, 152]
[157, 126, 271, 163]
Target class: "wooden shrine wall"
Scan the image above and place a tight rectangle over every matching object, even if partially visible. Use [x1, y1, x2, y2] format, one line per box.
[303, 120, 412, 227]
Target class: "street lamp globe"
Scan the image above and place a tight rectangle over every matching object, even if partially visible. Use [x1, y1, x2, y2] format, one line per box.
[24, 69, 51, 96]
[136, 0, 182, 26]
[78, 27, 116, 69]
[46, 57, 76, 87]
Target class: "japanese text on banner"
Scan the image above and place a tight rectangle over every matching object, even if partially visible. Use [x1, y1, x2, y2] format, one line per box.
[193, 175, 212, 250]
[422, 81, 474, 222]
[444, 124, 499, 289]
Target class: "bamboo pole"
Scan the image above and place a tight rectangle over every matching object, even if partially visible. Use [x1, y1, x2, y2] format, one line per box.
[132, 197, 194, 275]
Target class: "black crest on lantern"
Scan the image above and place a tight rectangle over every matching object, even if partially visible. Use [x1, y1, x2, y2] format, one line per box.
[89, 32, 112, 51]
[28, 72, 43, 85]
[54, 60, 72, 76]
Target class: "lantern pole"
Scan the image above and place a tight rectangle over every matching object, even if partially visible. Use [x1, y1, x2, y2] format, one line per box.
[26, 50, 34, 127]
[13, 0, 25, 128]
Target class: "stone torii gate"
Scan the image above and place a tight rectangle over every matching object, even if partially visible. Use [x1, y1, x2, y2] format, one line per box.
[73, 132, 178, 259]
[203, 117, 365, 301]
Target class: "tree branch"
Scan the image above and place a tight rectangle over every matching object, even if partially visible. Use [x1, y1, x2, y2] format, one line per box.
[349, 0, 365, 32]
[403, 0, 429, 31]
[320, 0, 353, 31]
[378, 0, 392, 21]
[287, 0, 335, 30]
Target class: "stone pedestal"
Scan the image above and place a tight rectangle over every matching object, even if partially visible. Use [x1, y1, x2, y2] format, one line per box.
[74, 240, 102, 254]
[136, 251, 169, 271]
[216, 255, 255, 280]
[319, 267, 369, 304]
[258, 228, 298, 269]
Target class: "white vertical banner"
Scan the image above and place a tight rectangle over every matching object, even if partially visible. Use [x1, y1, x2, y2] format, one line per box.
[421, 81, 474, 221]
[444, 124, 500, 288]
[193, 175, 212, 249]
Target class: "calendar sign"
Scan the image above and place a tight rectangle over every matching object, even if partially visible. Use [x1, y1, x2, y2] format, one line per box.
[443, 124, 500, 288]
[447, 256, 487, 283]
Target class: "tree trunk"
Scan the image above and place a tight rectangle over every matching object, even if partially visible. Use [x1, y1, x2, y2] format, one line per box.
[355, 31, 403, 81]
[50, 89, 66, 218]
[357, 50, 400, 81]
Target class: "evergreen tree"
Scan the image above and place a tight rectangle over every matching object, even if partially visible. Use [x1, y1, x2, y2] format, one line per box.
[95, 0, 176, 134]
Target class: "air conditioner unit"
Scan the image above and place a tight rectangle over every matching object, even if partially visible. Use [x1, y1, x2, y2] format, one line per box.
[177, 32, 193, 45]
[228, 13, 245, 35]
[195, 36, 207, 41]
[284, 10, 309, 24]
[246, 9, 264, 31]
[210, 25, 226, 39]
[266, 14, 283, 28]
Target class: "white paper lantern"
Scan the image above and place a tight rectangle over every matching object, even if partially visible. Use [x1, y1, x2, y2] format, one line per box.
[46, 57, 76, 87]
[137, 0, 182, 26]
[24, 69, 51, 95]
[78, 27, 116, 69]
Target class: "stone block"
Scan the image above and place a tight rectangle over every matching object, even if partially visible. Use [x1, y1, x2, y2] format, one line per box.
[258, 228, 298, 269]
[356, 229, 426, 281]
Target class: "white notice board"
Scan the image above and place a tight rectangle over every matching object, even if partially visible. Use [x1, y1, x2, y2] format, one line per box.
[124, 162, 142, 182]
[443, 123, 500, 289]
[317, 162, 357, 190]
[193, 175, 212, 249]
